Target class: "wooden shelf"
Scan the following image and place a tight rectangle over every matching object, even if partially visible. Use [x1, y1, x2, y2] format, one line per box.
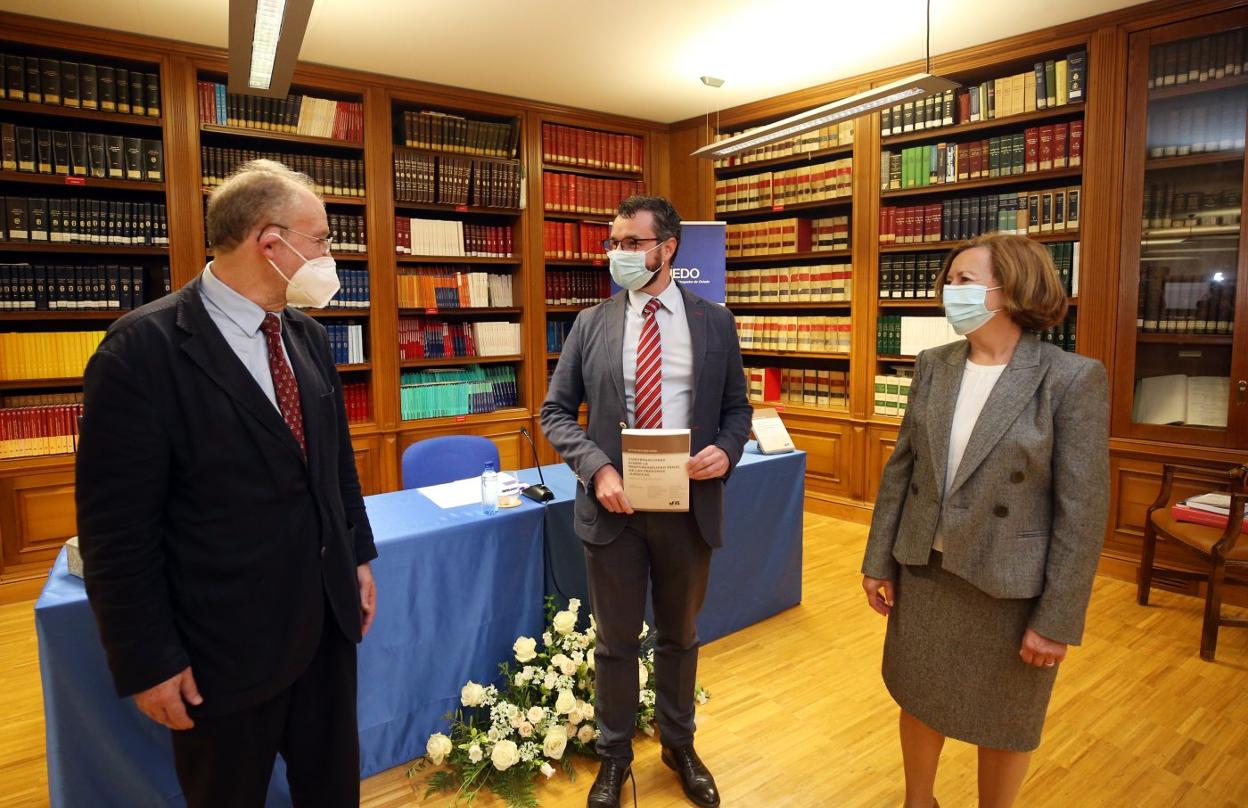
[0, 377, 84, 391]
[545, 259, 607, 267]
[546, 304, 599, 313]
[542, 161, 644, 180]
[0, 98, 163, 128]
[880, 166, 1082, 200]
[0, 242, 168, 255]
[399, 406, 529, 429]
[331, 252, 369, 262]
[303, 307, 371, 317]
[1141, 224, 1241, 238]
[1136, 333, 1233, 345]
[727, 249, 852, 265]
[335, 363, 372, 372]
[727, 301, 851, 310]
[754, 401, 852, 420]
[398, 307, 522, 316]
[718, 197, 853, 220]
[877, 355, 917, 363]
[397, 145, 519, 163]
[200, 124, 364, 150]
[877, 298, 942, 307]
[878, 231, 1078, 252]
[881, 103, 1086, 147]
[547, 352, 560, 360]
[202, 187, 365, 206]
[1149, 73, 1248, 101]
[400, 354, 523, 368]
[395, 255, 519, 265]
[0, 171, 165, 192]
[1145, 150, 1244, 171]
[714, 144, 854, 177]
[395, 201, 522, 216]
[741, 349, 849, 360]
[0, 310, 127, 321]
[542, 211, 614, 222]
[348, 421, 378, 436]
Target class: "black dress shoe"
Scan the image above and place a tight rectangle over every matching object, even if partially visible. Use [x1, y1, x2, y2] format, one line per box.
[587, 757, 634, 808]
[661, 745, 720, 808]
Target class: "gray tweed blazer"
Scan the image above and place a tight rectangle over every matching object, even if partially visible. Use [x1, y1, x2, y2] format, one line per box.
[861, 333, 1110, 645]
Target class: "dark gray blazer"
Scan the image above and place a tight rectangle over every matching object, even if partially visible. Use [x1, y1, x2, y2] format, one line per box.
[540, 284, 753, 548]
[861, 334, 1109, 645]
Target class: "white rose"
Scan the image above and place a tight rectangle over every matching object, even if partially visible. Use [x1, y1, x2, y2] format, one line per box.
[426, 733, 453, 766]
[577, 724, 596, 744]
[587, 649, 595, 670]
[527, 706, 545, 724]
[570, 650, 584, 664]
[460, 682, 486, 707]
[551, 652, 570, 669]
[511, 713, 525, 729]
[491, 739, 520, 771]
[567, 707, 584, 726]
[487, 727, 500, 742]
[467, 744, 483, 764]
[518, 721, 534, 738]
[566, 722, 577, 738]
[514, 672, 528, 687]
[552, 610, 577, 635]
[589, 614, 597, 631]
[543, 671, 558, 691]
[583, 703, 595, 721]
[556, 656, 577, 676]
[541, 762, 556, 778]
[513, 637, 537, 663]
[568, 597, 581, 613]
[555, 689, 577, 715]
[638, 660, 649, 688]
[543, 726, 568, 760]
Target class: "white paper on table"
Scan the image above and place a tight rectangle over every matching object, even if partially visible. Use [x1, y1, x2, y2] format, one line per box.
[417, 473, 522, 510]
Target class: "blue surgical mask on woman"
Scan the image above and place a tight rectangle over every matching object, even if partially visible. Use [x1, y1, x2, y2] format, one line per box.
[942, 284, 1001, 335]
[607, 243, 662, 291]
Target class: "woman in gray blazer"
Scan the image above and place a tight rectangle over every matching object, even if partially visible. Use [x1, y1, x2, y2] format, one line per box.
[861, 233, 1109, 808]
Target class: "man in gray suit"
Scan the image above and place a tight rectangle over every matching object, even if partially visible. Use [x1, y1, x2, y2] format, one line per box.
[541, 196, 752, 808]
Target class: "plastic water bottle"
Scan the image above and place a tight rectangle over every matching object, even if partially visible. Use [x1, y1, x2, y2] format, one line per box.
[481, 461, 500, 515]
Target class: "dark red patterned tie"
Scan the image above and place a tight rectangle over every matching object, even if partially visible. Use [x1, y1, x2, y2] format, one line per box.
[634, 298, 664, 429]
[260, 313, 306, 458]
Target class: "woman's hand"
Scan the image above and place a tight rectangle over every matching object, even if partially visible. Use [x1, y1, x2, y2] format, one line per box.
[862, 576, 896, 616]
[1019, 627, 1067, 668]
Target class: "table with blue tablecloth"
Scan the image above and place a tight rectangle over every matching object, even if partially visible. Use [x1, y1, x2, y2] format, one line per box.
[35, 443, 803, 807]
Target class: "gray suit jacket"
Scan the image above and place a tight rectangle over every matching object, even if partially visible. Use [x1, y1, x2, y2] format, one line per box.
[540, 284, 753, 548]
[861, 334, 1109, 645]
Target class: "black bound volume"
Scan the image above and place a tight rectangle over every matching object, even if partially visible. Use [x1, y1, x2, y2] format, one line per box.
[4, 54, 24, 100]
[1, 123, 15, 171]
[145, 73, 160, 117]
[28, 197, 49, 241]
[87, 134, 107, 178]
[116, 68, 130, 114]
[129, 73, 146, 116]
[16, 126, 35, 172]
[36, 129, 53, 173]
[69, 131, 88, 176]
[24, 57, 42, 103]
[52, 131, 70, 175]
[124, 137, 143, 180]
[61, 61, 80, 108]
[7, 197, 29, 241]
[40, 58, 61, 105]
[80, 63, 98, 109]
[143, 139, 164, 181]
[97, 65, 115, 111]
[105, 135, 125, 178]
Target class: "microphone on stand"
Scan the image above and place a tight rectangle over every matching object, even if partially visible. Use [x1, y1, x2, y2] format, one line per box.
[518, 427, 555, 503]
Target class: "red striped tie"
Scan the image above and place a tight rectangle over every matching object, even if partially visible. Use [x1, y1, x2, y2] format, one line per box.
[634, 298, 664, 429]
[260, 313, 307, 458]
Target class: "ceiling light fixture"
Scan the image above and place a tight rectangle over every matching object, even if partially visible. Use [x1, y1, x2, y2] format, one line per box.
[228, 0, 315, 97]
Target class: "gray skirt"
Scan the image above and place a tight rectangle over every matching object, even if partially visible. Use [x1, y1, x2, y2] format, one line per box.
[882, 552, 1058, 752]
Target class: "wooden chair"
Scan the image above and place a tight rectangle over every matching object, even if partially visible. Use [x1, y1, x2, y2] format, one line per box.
[1137, 462, 1248, 661]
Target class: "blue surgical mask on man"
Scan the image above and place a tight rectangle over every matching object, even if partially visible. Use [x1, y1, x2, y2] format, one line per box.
[607, 243, 662, 291]
[942, 284, 1001, 335]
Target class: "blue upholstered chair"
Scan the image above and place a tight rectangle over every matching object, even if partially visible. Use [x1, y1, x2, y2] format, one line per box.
[401, 435, 500, 489]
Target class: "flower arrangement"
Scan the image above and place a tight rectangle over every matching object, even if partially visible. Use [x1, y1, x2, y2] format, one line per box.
[411, 596, 701, 807]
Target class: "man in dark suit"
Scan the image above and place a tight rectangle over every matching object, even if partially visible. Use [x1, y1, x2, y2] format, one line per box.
[541, 196, 752, 808]
[76, 159, 377, 807]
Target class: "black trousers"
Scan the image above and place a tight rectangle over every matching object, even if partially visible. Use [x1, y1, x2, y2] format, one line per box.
[170, 604, 359, 808]
[583, 510, 712, 762]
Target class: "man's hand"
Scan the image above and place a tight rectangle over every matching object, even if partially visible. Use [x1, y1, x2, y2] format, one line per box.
[358, 562, 377, 637]
[592, 465, 634, 514]
[686, 446, 729, 480]
[134, 666, 202, 730]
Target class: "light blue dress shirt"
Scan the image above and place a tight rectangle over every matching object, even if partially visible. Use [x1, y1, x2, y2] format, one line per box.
[199, 263, 290, 413]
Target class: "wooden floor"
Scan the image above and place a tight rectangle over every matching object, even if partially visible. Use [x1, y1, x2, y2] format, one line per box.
[3, 513, 1246, 807]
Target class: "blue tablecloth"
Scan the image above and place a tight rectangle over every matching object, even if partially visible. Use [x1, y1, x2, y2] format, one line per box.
[36, 488, 546, 808]
[519, 442, 806, 643]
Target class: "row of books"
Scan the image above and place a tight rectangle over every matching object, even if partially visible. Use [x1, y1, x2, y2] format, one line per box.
[876, 316, 962, 356]
[325, 323, 366, 366]
[200, 147, 365, 197]
[3, 197, 170, 246]
[713, 122, 854, 169]
[1142, 185, 1241, 230]
[746, 366, 849, 411]
[736, 315, 852, 354]
[398, 318, 522, 360]
[713, 158, 854, 212]
[724, 264, 853, 304]
[403, 110, 519, 159]
[1149, 32, 1247, 88]
[399, 364, 519, 420]
[1, 125, 164, 182]
[726, 215, 849, 257]
[394, 150, 522, 209]
[2, 55, 160, 116]
[879, 122, 1082, 190]
[1045, 241, 1081, 297]
[880, 244, 1079, 301]
[543, 220, 609, 262]
[0, 403, 83, 459]
[542, 172, 645, 216]
[1147, 97, 1246, 158]
[879, 186, 1082, 244]
[196, 81, 364, 143]
[1136, 268, 1236, 334]
[324, 269, 371, 309]
[0, 330, 105, 381]
[0, 263, 166, 310]
[342, 381, 371, 425]
[325, 214, 367, 254]
[394, 217, 514, 258]
[547, 320, 574, 353]
[541, 123, 644, 173]
[545, 270, 611, 306]
[397, 269, 513, 310]
[1038, 316, 1078, 352]
[873, 371, 915, 418]
[879, 51, 1086, 138]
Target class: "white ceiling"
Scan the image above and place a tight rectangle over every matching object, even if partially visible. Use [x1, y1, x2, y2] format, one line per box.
[2, 0, 1142, 123]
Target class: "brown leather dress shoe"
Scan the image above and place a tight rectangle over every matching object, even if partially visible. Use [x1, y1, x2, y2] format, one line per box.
[661, 745, 720, 808]
[587, 757, 634, 808]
